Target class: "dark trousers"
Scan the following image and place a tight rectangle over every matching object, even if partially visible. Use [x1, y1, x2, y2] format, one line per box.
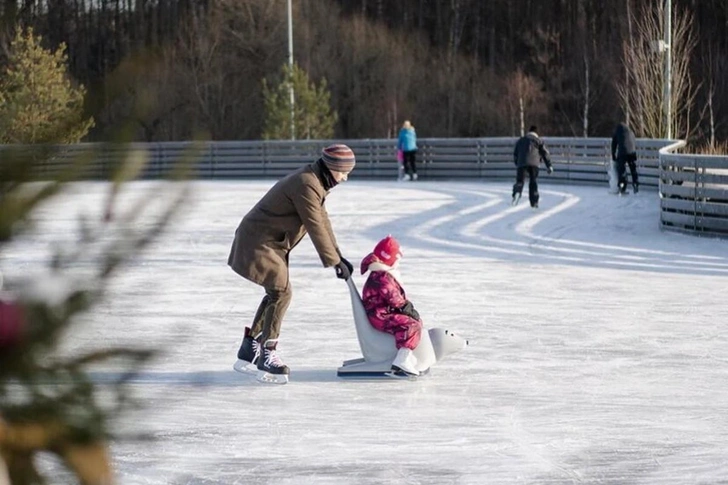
[513, 166, 540, 207]
[616, 153, 639, 191]
[403, 150, 417, 178]
[249, 285, 293, 344]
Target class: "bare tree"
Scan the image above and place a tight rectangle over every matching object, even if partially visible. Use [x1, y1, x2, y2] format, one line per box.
[174, 6, 229, 138]
[582, 51, 590, 137]
[696, 41, 728, 151]
[579, 5, 598, 138]
[505, 68, 543, 136]
[624, 0, 633, 126]
[617, 2, 698, 138]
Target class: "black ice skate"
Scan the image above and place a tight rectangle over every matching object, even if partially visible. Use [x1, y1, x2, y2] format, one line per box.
[256, 340, 290, 384]
[633, 183, 639, 194]
[233, 327, 260, 375]
[511, 193, 521, 206]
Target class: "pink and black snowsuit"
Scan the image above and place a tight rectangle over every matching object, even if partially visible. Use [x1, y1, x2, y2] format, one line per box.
[360, 261, 422, 350]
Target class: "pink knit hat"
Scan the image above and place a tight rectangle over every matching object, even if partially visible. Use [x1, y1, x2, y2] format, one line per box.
[373, 235, 401, 266]
[321, 144, 356, 173]
[360, 235, 403, 274]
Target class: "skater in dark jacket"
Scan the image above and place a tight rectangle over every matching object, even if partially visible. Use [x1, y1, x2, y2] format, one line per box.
[360, 235, 423, 376]
[512, 126, 553, 208]
[228, 144, 356, 383]
[611, 122, 639, 194]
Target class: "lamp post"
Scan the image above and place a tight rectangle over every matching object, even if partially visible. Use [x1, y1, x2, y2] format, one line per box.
[664, 0, 672, 139]
[287, 0, 295, 140]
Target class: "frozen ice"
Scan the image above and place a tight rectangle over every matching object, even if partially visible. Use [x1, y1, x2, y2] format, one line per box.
[2, 180, 727, 484]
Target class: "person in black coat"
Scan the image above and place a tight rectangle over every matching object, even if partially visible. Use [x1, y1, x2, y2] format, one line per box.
[512, 126, 553, 208]
[611, 122, 639, 194]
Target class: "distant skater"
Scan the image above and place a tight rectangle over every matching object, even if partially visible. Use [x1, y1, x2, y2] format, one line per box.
[512, 126, 553, 208]
[398, 120, 418, 181]
[611, 122, 639, 194]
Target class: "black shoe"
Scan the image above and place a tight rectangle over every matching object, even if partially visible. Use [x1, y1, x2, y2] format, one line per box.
[633, 183, 639, 193]
[257, 340, 290, 375]
[237, 327, 260, 364]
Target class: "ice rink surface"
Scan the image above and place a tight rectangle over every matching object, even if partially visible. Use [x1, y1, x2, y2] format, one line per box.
[3, 180, 728, 484]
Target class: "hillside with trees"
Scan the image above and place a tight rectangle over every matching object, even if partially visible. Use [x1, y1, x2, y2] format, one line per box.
[0, 0, 726, 147]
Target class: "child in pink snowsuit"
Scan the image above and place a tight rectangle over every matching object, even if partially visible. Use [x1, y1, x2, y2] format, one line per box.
[360, 235, 422, 375]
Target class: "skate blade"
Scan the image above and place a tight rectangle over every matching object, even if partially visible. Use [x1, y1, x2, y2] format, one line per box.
[511, 194, 521, 206]
[385, 366, 419, 380]
[256, 371, 289, 385]
[233, 359, 258, 375]
[384, 371, 418, 381]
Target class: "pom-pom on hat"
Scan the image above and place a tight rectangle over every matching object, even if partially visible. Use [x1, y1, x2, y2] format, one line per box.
[321, 144, 356, 173]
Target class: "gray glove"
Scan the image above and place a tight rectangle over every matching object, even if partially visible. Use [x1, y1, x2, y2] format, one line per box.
[547, 165, 554, 174]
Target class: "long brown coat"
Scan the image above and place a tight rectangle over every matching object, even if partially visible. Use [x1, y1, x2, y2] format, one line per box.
[227, 161, 340, 291]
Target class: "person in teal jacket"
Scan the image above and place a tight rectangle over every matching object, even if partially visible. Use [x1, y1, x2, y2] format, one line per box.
[397, 120, 418, 181]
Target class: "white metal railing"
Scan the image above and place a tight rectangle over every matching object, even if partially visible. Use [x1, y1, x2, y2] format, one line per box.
[5, 137, 674, 187]
[6, 137, 727, 236]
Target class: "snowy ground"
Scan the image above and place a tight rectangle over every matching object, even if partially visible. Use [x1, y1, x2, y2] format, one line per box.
[3, 180, 728, 485]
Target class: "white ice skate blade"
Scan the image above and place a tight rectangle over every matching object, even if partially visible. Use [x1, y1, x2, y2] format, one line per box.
[256, 371, 289, 385]
[233, 359, 257, 375]
[511, 193, 521, 206]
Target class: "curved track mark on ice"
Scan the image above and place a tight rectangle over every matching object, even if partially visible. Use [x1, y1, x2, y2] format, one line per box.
[371, 183, 728, 275]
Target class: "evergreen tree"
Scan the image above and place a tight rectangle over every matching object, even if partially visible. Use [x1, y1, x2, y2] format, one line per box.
[0, 141, 194, 483]
[0, 27, 94, 144]
[262, 63, 337, 140]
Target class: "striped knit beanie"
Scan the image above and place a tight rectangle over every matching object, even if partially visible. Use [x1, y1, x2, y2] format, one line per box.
[321, 144, 356, 173]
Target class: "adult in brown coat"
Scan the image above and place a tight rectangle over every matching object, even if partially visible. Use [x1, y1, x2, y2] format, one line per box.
[228, 144, 356, 383]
